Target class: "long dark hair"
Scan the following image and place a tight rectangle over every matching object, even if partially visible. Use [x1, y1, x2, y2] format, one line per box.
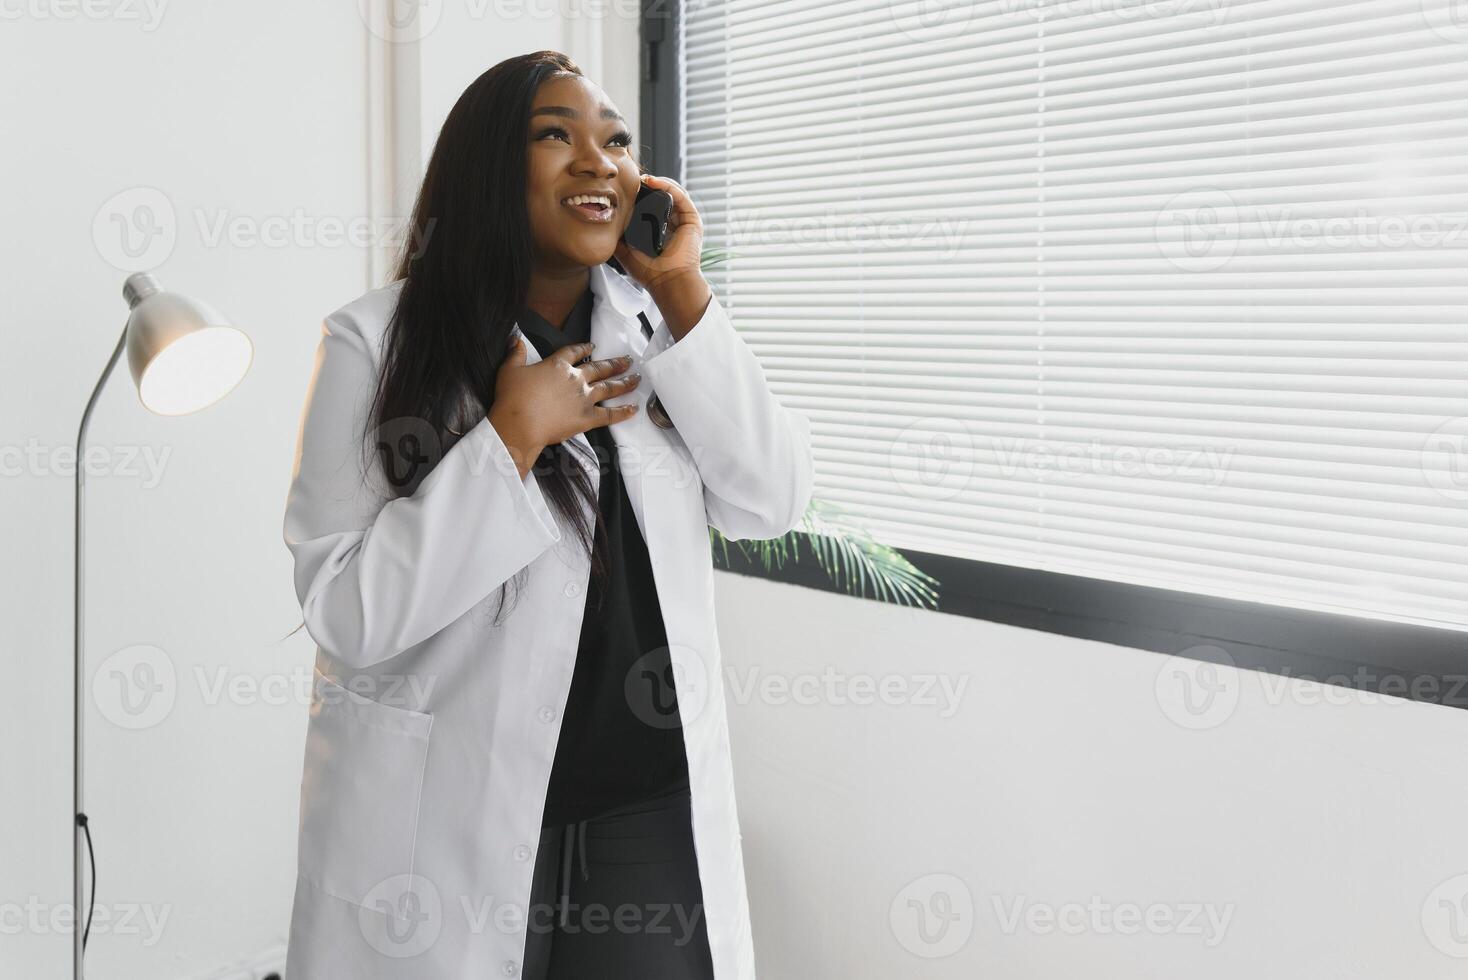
[367, 50, 608, 627]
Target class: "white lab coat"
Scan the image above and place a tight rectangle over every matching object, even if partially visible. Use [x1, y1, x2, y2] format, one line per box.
[281, 260, 813, 979]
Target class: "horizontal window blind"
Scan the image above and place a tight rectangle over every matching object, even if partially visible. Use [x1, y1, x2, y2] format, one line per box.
[682, 0, 1468, 631]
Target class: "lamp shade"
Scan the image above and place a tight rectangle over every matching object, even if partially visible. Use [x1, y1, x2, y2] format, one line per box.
[122, 272, 252, 415]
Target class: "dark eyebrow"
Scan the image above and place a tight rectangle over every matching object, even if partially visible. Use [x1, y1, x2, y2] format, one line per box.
[531, 104, 627, 124]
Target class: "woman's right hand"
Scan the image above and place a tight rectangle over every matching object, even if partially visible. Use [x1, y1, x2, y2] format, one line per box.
[488, 336, 641, 476]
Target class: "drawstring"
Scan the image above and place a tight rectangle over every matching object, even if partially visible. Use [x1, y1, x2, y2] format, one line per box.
[557, 819, 590, 927]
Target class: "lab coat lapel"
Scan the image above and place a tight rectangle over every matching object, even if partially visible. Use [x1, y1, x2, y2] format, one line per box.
[587, 262, 664, 547]
[510, 263, 664, 541]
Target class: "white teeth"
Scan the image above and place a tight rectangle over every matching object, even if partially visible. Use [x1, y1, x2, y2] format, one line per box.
[562, 194, 612, 208]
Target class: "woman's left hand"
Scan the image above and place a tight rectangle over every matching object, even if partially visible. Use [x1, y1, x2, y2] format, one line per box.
[614, 173, 705, 295]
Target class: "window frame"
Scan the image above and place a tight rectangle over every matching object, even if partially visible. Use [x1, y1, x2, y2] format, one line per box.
[639, 0, 1468, 712]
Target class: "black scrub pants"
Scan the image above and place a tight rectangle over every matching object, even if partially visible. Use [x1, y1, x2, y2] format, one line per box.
[522, 785, 717, 980]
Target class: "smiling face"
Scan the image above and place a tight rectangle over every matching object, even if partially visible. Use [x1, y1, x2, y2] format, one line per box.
[525, 74, 641, 272]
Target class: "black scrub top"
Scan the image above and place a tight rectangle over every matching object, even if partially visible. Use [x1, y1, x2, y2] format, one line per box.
[514, 285, 691, 828]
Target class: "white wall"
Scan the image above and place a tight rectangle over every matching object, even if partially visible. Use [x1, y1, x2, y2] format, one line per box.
[0, 4, 637, 978]
[716, 573, 1468, 979]
[0, 3, 372, 976]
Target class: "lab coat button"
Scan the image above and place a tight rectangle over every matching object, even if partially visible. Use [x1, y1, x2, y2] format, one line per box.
[538, 705, 557, 723]
[501, 960, 519, 977]
[513, 844, 532, 862]
[563, 581, 581, 598]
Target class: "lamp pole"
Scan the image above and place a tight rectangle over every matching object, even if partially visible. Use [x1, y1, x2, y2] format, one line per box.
[74, 322, 129, 980]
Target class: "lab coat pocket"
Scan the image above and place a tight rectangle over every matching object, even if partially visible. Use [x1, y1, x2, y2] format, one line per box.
[297, 669, 434, 910]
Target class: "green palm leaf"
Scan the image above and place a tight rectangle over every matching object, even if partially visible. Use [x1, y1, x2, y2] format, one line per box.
[710, 499, 940, 608]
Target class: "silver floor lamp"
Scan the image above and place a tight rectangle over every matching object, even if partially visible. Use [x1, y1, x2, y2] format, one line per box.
[74, 272, 252, 978]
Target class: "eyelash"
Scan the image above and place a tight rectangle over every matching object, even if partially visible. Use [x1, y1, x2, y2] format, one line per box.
[535, 126, 633, 148]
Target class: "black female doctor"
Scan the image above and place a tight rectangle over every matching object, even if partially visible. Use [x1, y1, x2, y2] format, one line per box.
[281, 50, 813, 980]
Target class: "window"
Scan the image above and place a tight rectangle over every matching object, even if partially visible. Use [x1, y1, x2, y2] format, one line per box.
[646, 0, 1468, 706]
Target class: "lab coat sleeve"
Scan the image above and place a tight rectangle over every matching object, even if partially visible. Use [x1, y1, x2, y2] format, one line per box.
[282, 312, 563, 669]
[639, 290, 815, 541]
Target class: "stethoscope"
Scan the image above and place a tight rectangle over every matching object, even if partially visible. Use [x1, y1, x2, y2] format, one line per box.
[636, 310, 675, 430]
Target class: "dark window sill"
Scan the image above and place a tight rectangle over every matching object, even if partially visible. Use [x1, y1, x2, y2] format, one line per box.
[715, 536, 1468, 711]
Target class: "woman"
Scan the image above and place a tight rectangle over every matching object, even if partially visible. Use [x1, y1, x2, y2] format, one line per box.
[281, 50, 813, 980]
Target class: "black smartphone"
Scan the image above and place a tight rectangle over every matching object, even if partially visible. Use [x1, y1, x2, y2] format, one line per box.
[622, 182, 674, 257]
